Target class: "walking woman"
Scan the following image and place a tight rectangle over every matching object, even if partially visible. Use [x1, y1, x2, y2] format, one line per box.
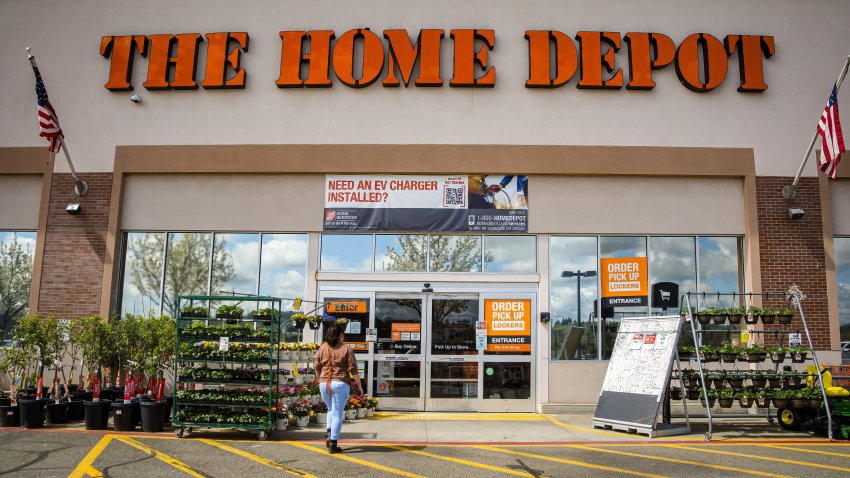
[314, 322, 365, 453]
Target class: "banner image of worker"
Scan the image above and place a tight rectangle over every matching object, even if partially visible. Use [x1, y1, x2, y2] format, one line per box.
[323, 175, 528, 232]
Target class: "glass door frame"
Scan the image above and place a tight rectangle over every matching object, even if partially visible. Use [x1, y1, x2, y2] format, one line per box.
[373, 292, 426, 411]
[424, 294, 481, 412]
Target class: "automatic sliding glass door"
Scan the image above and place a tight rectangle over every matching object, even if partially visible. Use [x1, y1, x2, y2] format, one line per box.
[373, 296, 425, 410]
[425, 296, 480, 411]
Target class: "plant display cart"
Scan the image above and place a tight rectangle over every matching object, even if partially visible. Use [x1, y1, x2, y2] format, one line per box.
[173, 295, 280, 440]
[670, 287, 832, 441]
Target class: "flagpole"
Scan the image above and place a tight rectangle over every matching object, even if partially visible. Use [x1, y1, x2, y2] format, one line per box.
[26, 47, 88, 197]
[783, 55, 850, 200]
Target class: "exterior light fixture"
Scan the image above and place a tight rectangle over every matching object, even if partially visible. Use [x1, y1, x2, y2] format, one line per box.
[788, 207, 805, 220]
[561, 270, 597, 326]
[65, 203, 81, 215]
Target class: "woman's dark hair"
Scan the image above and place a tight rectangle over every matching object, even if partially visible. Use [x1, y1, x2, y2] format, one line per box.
[324, 323, 345, 347]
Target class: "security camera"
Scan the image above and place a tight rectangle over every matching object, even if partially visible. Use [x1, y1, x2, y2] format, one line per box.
[130, 94, 142, 104]
[788, 207, 805, 220]
[422, 282, 433, 292]
[65, 203, 81, 215]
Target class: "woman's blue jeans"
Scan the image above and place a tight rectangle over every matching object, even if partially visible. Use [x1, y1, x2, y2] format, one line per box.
[320, 380, 349, 441]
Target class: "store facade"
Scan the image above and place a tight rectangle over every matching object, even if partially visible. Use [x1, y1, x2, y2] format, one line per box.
[1, 0, 849, 411]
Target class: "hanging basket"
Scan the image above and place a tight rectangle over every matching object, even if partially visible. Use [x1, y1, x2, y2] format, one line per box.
[727, 314, 743, 325]
[778, 314, 794, 325]
[744, 315, 759, 325]
[308, 321, 321, 330]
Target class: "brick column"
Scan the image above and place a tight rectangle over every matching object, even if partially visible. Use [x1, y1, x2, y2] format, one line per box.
[755, 176, 830, 349]
[36, 173, 113, 320]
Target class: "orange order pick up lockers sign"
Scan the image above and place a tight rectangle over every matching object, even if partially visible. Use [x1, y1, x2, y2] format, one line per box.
[485, 299, 531, 353]
[600, 257, 648, 307]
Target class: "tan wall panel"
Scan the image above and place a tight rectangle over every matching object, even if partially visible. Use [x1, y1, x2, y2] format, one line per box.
[530, 176, 745, 234]
[0, 175, 42, 229]
[832, 182, 850, 236]
[548, 361, 609, 404]
[121, 174, 324, 231]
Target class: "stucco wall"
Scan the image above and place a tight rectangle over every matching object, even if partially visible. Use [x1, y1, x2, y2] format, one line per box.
[0, 175, 42, 229]
[1, 0, 848, 178]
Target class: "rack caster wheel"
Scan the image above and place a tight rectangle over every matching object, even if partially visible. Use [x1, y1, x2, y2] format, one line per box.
[258, 430, 268, 441]
[767, 417, 775, 425]
[704, 433, 712, 441]
[175, 428, 185, 438]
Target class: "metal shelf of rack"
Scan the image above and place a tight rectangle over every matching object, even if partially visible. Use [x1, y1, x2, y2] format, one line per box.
[672, 289, 832, 441]
[172, 295, 281, 440]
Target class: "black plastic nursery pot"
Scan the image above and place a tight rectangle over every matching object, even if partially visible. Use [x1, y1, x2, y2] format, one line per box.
[162, 396, 173, 423]
[67, 400, 85, 421]
[72, 391, 93, 402]
[0, 396, 10, 407]
[84, 400, 112, 430]
[140, 401, 166, 432]
[0, 405, 20, 427]
[112, 402, 135, 432]
[19, 399, 47, 429]
[46, 402, 69, 424]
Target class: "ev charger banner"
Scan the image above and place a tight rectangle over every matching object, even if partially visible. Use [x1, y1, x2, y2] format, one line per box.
[323, 174, 528, 232]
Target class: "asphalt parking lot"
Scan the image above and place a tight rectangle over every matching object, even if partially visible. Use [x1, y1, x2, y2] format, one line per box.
[2, 414, 850, 477]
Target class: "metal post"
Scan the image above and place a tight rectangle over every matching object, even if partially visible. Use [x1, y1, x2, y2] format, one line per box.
[790, 291, 833, 440]
[577, 274, 582, 327]
[783, 55, 850, 200]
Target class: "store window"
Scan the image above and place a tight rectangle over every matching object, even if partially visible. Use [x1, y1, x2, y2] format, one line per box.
[118, 232, 309, 327]
[483, 362, 531, 399]
[483, 235, 537, 273]
[375, 235, 427, 272]
[320, 234, 372, 271]
[549, 235, 744, 360]
[319, 233, 536, 274]
[835, 237, 850, 343]
[0, 231, 36, 342]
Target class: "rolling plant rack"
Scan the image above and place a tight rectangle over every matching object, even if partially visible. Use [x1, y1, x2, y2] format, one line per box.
[673, 287, 832, 441]
[172, 295, 281, 440]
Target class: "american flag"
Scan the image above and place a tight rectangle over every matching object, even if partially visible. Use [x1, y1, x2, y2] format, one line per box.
[31, 64, 63, 153]
[817, 85, 845, 179]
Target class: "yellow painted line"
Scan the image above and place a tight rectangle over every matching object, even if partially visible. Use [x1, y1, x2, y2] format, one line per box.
[566, 444, 793, 478]
[542, 414, 642, 438]
[285, 441, 425, 478]
[663, 444, 850, 473]
[385, 444, 541, 477]
[476, 445, 666, 478]
[199, 439, 316, 477]
[69, 434, 113, 478]
[756, 443, 850, 458]
[115, 436, 205, 478]
[374, 411, 544, 421]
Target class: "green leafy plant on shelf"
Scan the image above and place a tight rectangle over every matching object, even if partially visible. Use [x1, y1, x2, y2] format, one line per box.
[216, 305, 244, 319]
[181, 306, 209, 318]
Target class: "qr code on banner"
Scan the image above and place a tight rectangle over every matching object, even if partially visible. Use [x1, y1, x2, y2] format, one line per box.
[443, 186, 466, 207]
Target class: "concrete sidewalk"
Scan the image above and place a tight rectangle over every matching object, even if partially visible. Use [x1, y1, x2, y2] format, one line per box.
[262, 411, 819, 444]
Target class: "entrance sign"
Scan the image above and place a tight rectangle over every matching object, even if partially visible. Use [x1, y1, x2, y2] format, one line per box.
[323, 175, 528, 232]
[484, 299, 531, 352]
[326, 301, 368, 313]
[593, 315, 689, 438]
[600, 257, 648, 307]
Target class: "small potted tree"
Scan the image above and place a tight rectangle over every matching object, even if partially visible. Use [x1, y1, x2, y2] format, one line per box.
[76, 316, 113, 430]
[43, 317, 71, 425]
[15, 314, 54, 429]
[140, 314, 175, 432]
[0, 345, 29, 426]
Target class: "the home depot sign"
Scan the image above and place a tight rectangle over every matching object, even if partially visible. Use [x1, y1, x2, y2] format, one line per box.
[101, 29, 774, 93]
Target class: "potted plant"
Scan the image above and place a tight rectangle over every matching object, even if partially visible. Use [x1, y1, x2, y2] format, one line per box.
[14, 314, 60, 428]
[707, 307, 727, 325]
[313, 401, 328, 424]
[768, 345, 787, 364]
[321, 313, 338, 326]
[344, 397, 358, 420]
[727, 372, 745, 391]
[699, 345, 719, 363]
[766, 371, 781, 389]
[717, 387, 735, 408]
[669, 386, 682, 400]
[772, 388, 791, 408]
[365, 396, 378, 417]
[803, 386, 823, 408]
[736, 389, 755, 408]
[749, 369, 767, 389]
[744, 306, 761, 325]
[754, 389, 771, 408]
[726, 306, 744, 325]
[252, 308, 280, 325]
[695, 308, 713, 325]
[290, 399, 311, 427]
[677, 345, 694, 361]
[43, 317, 71, 425]
[181, 305, 209, 318]
[705, 370, 725, 389]
[290, 313, 307, 330]
[790, 389, 807, 408]
[306, 315, 322, 330]
[216, 305, 244, 324]
[760, 308, 777, 325]
[0, 345, 29, 426]
[76, 316, 114, 430]
[790, 345, 809, 363]
[742, 343, 767, 363]
[275, 403, 288, 430]
[718, 344, 740, 363]
[140, 314, 175, 432]
[777, 308, 795, 325]
[699, 387, 717, 408]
